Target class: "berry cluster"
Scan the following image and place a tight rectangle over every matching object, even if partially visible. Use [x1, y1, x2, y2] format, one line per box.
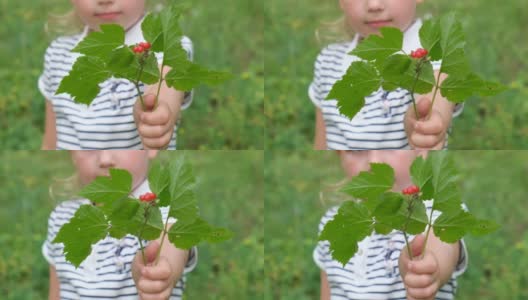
[133, 42, 151, 54]
[402, 185, 420, 195]
[410, 48, 428, 59]
[139, 192, 157, 202]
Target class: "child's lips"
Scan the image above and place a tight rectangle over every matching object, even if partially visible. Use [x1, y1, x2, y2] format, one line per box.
[95, 12, 122, 20]
[366, 20, 392, 28]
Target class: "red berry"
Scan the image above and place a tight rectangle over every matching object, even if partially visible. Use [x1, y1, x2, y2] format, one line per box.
[410, 48, 428, 59]
[139, 192, 157, 202]
[139, 42, 151, 50]
[133, 45, 143, 53]
[402, 185, 420, 195]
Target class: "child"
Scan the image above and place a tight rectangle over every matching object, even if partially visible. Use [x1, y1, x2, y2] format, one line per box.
[40, 0, 193, 150]
[43, 150, 197, 299]
[310, 0, 463, 150]
[314, 150, 468, 299]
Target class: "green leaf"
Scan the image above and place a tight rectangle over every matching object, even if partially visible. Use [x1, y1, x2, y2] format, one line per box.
[439, 13, 466, 62]
[53, 205, 109, 268]
[440, 48, 471, 77]
[440, 73, 507, 102]
[419, 19, 442, 61]
[137, 204, 164, 240]
[141, 5, 185, 68]
[106, 198, 141, 239]
[326, 61, 381, 118]
[165, 62, 232, 91]
[350, 27, 403, 62]
[78, 168, 132, 206]
[381, 55, 435, 94]
[55, 56, 111, 104]
[433, 210, 475, 243]
[403, 199, 428, 234]
[168, 217, 212, 249]
[72, 24, 125, 59]
[168, 157, 196, 199]
[169, 189, 199, 225]
[429, 152, 462, 213]
[341, 163, 394, 209]
[319, 201, 373, 266]
[410, 155, 432, 190]
[107, 47, 160, 84]
[148, 160, 170, 197]
[373, 192, 407, 230]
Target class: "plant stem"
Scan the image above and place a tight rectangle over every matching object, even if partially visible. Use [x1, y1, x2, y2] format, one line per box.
[403, 231, 414, 259]
[427, 71, 443, 120]
[154, 209, 172, 266]
[409, 60, 425, 119]
[402, 196, 416, 260]
[420, 207, 436, 260]
[137, 205, 151, 265]
[154, 64, 166, 109]
[134, 54, 147, 110]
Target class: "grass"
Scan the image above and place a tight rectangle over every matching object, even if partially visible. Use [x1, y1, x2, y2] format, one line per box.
[265, 150, 528, 299]
[0, 0, 263, 149]
[264, 0, 528, 149]
[0, 150, 263, 299]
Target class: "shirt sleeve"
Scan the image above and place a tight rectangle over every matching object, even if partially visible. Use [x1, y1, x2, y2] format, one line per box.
[38, 42, 59, 101]
[313, 206, 339, 270]
[308, 50, 326, 109]
[42, 206, 59, 265]
[155, 36, 194, 111]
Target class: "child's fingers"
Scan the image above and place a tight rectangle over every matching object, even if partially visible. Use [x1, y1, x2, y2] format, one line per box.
[138, 290, 172, 300]
[406, 283, 438, 300]
[408, 252, 438, 275]
[142, 257, 172, 280]
[404, 273, 435, 288]
[415, 97, 432, 119]
[137, 278, 170, 294]
[414, 115, 445, 135]
[140, 105, 172, 126]
[409, 133, 443, 149]
[138, 124, 172, 139]
[141, 132, 173, 149]
[142, 94, 157, 112]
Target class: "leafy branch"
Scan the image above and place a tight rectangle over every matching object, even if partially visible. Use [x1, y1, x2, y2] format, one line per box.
[53, 157, 232, 268]
[56, 5, 231, 108]
[318, 152, 500, 266]
[326, 13, 507, 120]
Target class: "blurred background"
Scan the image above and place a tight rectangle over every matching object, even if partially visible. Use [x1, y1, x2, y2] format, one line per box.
[265, 0, 528, 149]
[0, 0, 263, 149]
[0, 150, 263, 299]
[265, 150, 528, 299]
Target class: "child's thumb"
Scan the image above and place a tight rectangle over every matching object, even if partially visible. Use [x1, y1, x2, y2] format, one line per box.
[143, 94, 157, 112]
[410, 234, 426, 259]
[143, 240, 160, 264]
[416, 97, 432, 119]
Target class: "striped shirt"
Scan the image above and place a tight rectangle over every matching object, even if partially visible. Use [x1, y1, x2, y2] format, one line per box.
[38, 16, 193, 150]
[42, 180, 197, 300]
[309, 19, 463, 150]
[314, 201, 468, 300]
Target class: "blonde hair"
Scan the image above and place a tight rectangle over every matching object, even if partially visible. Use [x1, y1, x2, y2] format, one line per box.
[315, 16, 355, 46]
[48, 172, 82, 204]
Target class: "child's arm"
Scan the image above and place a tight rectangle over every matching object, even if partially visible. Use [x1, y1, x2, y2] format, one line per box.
[133, 66, 184, 149]
[399, 234, 460, 300]
[320, 270, 331, 300]
[41, 100, 57, 150]
[132, 223, 190, 300]
[404, 71, 455, 150]
[314, 108, 327, 150]
[48, 265, 60, 300]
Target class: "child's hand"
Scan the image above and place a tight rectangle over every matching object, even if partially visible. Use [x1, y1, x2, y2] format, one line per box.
[399, 234, 441, 300]
[404, 97, 449, 150]
[132, 240, 176, 300]
[134, 94, 177, 150]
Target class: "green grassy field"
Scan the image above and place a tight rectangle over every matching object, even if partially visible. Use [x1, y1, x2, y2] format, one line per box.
[265, 151, 528, 299]
[0, 0, 263, 149]
[0, 150, 263, 299]
[265, 0, 528, 149]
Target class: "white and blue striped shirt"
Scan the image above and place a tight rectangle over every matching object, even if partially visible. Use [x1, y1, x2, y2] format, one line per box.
[42, 180, 197, 300]
[309, 19, 463, 150]
[39, 17, 193, 150]
[314, 201, 468, 300]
